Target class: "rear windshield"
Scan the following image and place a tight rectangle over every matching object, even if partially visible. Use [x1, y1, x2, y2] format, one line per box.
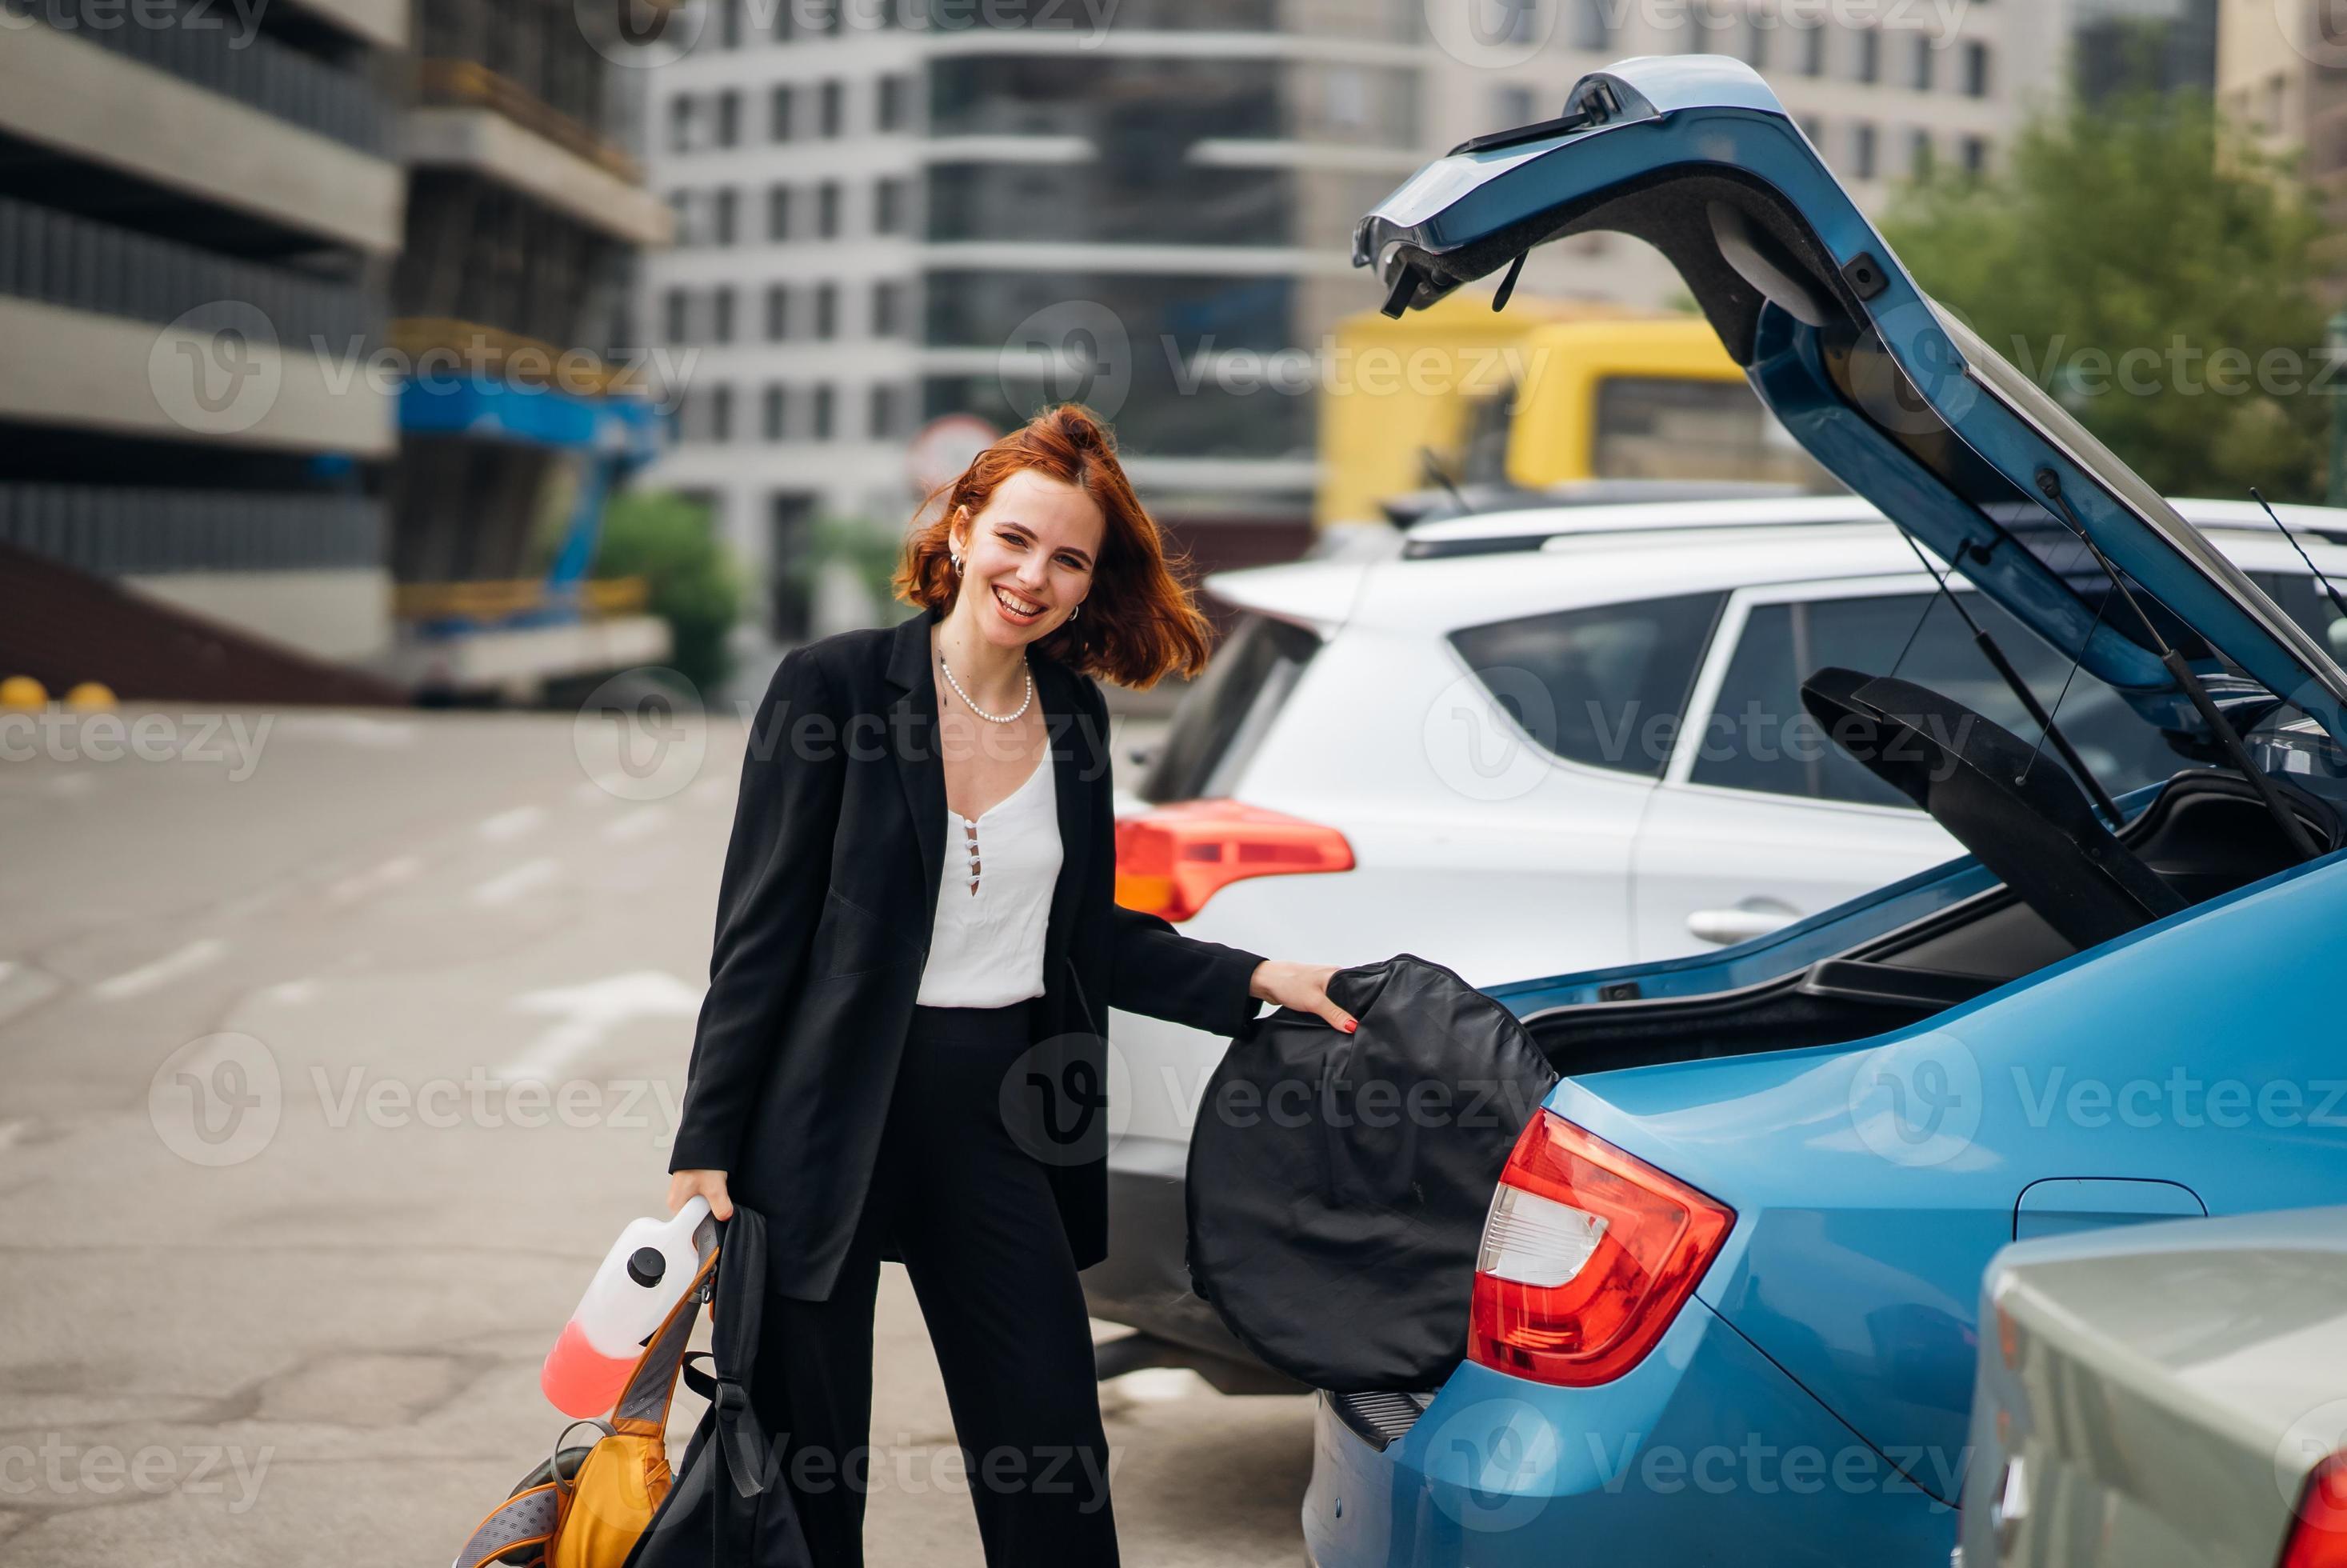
[1136, 614, 1321, 805]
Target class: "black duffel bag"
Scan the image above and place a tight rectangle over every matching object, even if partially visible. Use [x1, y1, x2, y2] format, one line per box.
[1183, 954, 1559, 1393]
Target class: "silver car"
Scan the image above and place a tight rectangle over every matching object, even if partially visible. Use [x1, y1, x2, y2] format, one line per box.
[1962, 1205, 2347, 1567]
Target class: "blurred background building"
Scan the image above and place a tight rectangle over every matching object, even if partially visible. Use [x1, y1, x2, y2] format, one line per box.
[2221, 0, 2347, 294]
[385, 0, 674, 700]
[0, 0, 408, 700]
[9, 0, 2305, 702]
[0, 0, 671, 705]
[637, 0, 2078, 646]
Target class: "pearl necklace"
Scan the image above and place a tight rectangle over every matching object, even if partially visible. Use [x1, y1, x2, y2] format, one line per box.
[937, 646, 1033, 724]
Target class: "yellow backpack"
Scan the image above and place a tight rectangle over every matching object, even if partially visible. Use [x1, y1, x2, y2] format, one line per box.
[451, 1230, 719, 1568]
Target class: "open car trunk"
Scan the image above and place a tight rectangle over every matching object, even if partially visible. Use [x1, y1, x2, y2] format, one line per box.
[1527, 763, 2342, 1078]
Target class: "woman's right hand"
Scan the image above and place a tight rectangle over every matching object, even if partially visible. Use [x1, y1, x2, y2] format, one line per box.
[668, 1168, 734, 1221]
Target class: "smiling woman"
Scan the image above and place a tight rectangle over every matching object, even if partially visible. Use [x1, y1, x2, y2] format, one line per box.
[654, 402, 1361, 1568]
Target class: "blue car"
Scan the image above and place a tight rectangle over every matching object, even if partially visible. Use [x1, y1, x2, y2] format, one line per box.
[1305, 56, 2347, 1567]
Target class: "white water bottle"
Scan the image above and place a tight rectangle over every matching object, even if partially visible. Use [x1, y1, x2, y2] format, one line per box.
[540, 1196, 712, 1418]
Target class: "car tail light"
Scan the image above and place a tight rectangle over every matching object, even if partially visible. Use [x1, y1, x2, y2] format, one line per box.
[2282, 1453, 2347, 1568]
[1469, 1110, 1733, 1386]
[1114, 799, 1353, 922]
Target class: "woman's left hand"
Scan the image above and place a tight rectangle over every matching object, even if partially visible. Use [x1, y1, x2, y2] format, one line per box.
[1248, 960, 1357, 1032]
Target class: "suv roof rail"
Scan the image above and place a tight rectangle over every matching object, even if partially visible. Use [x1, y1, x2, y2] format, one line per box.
[1380, 478, 1817, 530]
[1401, 493, 1881, 560]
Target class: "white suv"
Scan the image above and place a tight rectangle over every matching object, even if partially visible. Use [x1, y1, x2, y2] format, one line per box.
[1082, 493, 2347, 1384]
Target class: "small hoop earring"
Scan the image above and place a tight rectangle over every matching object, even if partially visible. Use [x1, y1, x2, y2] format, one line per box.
[950, 551, 962, 573]
[1071, 602, 1081, 621]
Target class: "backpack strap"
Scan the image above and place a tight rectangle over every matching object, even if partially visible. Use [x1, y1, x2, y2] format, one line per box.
[609, 1211, 722, 1440]
[451, 1481, 561, 1568]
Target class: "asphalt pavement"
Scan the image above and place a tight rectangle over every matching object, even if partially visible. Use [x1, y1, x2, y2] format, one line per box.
[0, 700, 1311, 1566]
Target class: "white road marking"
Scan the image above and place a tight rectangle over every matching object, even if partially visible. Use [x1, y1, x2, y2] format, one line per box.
[326, 856, 420, 906]
[472, 858, 560, 906]
[478, 806, 547, 843]
[496, 970, 704, 1082]
[600, 807, 670, 843]
[94, 938, 227, 1000]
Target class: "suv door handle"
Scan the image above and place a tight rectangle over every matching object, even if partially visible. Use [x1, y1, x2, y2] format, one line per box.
[1686, 899, 1800, 946]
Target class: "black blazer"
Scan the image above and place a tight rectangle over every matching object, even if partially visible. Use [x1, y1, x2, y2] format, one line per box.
[670, 600, 1268, 1302]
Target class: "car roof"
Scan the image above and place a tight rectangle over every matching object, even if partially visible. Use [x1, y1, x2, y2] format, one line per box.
[1203, 497, 2347, 636]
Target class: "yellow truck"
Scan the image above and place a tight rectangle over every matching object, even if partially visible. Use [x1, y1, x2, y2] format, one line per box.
[1316, 295, 1828, 526]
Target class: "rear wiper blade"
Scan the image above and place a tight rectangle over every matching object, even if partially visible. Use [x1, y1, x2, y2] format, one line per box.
[2036, 470, 2320, 861]
[1891, 524, 2124, 828]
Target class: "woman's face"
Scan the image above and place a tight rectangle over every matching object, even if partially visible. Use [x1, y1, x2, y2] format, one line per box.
[950, 467, 1105, 648]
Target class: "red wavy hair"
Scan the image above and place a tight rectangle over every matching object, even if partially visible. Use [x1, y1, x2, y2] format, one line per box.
[893, 403, 1217, 690]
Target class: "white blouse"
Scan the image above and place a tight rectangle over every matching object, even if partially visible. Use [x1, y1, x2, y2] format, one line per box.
[914, 751, 1062, 1007]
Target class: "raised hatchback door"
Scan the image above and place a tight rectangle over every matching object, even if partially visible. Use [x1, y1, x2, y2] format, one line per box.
[1356, 54, 2347, 746]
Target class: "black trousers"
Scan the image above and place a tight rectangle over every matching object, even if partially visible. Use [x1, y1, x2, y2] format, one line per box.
[748, 998, 1120, 1567]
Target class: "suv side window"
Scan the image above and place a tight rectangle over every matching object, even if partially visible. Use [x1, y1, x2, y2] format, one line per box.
[1448, 593, 1725, 778]
[1689, 590, 2192, 806]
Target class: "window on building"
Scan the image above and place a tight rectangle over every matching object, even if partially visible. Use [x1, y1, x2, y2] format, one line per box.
[1479, 0, 1535, 44]
[763, 383, 787, 442]
[766, 284, 790, 341]
[1495, 84, 1537, 127]
[663, 286, 689, 345]
[813, 384, 836, 440]
[814, 0, 841, 34]
[874, 178, 907, 234]
[1802, 23, 1827, 77]
[766, 183, 791, 240]
[814, 282, 838, 339]
[817, 182, 841, 237]
[1800, 115, 1825, 148]
[1569, 0, 1612, 51]
[1853, 122, 1879, 178]
[714, 188, 738, 246]
[667, 190, 692, 243]
[713, 286, 736, 344]
[1962, 135, 1988, 174]
[1965, 41, 1992, 98]
[1857, 29, 1881, 84]
[710, 384, 735, 444]
[868, 383, 897, 442]
[872, 280, 905, 338]
[820, 80, 845, 137]
[1909, 129, 1934, 176]
[878, 74, 910, 131]
[720, 0, 742, 47]
[770, 85, 794, 141]
[1741, 18, 1767, 72]
[1911, 34, 1933, 91]
[667, 95, 698, 154]
[717, 90, 741, 148]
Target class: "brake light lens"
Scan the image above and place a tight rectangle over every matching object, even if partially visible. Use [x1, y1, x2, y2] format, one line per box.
[2283, 1453, 2347, 1568]
[1469, 1110, 1733, 1386]
[1114, 799, 1353, 922]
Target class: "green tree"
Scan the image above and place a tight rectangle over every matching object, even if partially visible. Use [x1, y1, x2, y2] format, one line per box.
[593, 491, 744, 694]
[1882, 90, 2335, 502]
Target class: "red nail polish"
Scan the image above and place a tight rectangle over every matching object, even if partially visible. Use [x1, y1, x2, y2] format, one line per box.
[1344, 1020, 1357, 1032]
